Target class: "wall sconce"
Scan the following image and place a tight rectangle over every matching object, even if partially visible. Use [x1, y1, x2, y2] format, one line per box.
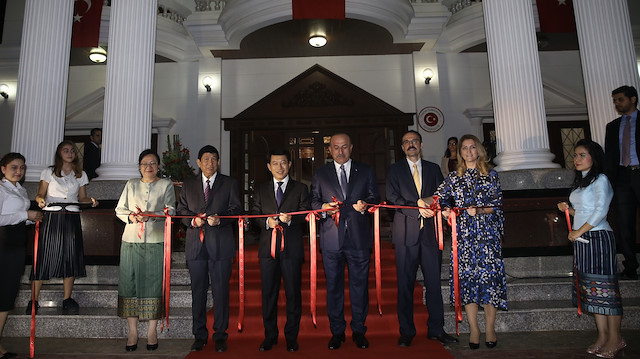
[202, 76, 213, 92]
[422, 68, 434, 85]
[309, 35, 327, 48]
[89, 47, 107, 63]
[0, 84, 9, 99]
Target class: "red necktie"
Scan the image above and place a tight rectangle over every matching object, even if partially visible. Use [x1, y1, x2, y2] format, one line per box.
[622, 115, 631, 166]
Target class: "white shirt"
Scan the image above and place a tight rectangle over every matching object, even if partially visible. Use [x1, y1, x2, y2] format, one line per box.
[0, 178, 30, 226]
[201, 172, 218, 193]
[40, 168, 88, 212]
[273, 175, 289, 196]
[333, 159, 352, 183]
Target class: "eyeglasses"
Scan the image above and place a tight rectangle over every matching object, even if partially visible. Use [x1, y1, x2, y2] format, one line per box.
[402, 139, 421, 145]
[140, 162, 158, 167]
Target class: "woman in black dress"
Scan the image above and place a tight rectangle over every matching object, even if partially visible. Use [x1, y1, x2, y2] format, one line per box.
[0, 153, 42, 358]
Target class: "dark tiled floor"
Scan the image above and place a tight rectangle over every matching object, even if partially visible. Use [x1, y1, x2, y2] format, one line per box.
[1, 330, 638, 359]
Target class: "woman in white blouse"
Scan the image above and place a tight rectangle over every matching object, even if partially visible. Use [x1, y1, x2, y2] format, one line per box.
[27, 141, 98, 315]
[557, 139, 624, 358]
[0, 153, 42, 358]
[115, 149, 176, 352]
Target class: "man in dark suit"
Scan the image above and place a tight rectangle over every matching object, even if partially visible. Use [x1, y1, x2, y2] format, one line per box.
[386, 130, 458, 347]
[605, 85, 640, 280]
[83, 128, 101, 180]
[251, 149, 310, 352]
[177, 145, 242, 352]
[311, 133, 380, 350]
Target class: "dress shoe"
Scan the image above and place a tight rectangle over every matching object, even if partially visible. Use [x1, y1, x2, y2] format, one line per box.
[328, 333, 345, 349]
[596, 339, 626, 359]
[398, 335, 413, 347]
[286, 340, 299, 352]
[125, 343, 138, 352]
[468, 342, 480, 350]
[485, 340, 497, 348]
[428, 332, 459, 344]
[25, 300, 39, 315]
[352, 332, 369, 349]
[587, 343, 602, 355]
[259, 337, 277, 351]
[215, 339, 228, 352]
[190, 339, 207, 351]
[62, 297, 80, 315]
[0, 352, 18, 359]
[146, 343, 159, 351]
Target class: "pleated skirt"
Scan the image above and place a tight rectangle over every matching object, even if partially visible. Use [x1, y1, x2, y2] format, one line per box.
[30, 211, 86, 280]
[0, 223, 27, 311]
[117, 242, 164, 320]
[572, 230, 623, 316]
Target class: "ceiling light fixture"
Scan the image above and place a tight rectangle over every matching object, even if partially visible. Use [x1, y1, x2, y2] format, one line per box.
[89, 47, 107, 63]
[309, 35, 327, 48]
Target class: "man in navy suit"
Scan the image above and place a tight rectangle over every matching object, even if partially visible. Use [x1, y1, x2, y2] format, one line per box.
[311, 133, 380, 350]
[251, 149, 310, 352]
[386, 130, 458, 347]
[605, 85, 640, 280]
[177, 145, 242, 352]
[83, 128, 101, 180]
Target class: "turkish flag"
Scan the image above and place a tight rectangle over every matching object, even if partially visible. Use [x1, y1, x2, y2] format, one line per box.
[536, 0, 576, 33]
[292, 0, 345, 20]
[71, 0, 104, 48]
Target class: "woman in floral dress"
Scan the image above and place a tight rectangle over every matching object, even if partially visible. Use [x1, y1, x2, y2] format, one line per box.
[435, 134, 507, 350]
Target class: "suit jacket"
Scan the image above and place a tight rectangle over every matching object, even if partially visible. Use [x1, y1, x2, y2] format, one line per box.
[251, 178, 310, 259]
[605, 109, 640, 185]
[83, 142, 100, 180]
[386, 159, 444, 247]
[177, 173, 242, 261]
[310, 160, 380, 251]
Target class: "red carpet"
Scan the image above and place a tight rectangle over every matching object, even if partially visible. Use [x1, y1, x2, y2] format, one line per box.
[185, 241, 454, 359]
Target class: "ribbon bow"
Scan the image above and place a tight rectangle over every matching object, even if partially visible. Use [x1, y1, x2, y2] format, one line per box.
[135, 205, 145, 239]
[270, 223, 285, 259]
[305, 211, 320, 327]
[330, 196, 343, 227]
[195, 213, 207, 242]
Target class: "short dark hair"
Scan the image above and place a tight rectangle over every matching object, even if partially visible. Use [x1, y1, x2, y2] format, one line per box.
[403, 130, 422, 143]
[198, 145, 219, 160]
[138, 149, 160, 164]
[0, 152, 26, 182]
[612, 85, 638, 106]
[90, 128, 102, 136]
[267, 148, 291, 163]
[571, 139, 606, 190]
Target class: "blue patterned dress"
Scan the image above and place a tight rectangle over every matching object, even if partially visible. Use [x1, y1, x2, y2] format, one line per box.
[436, 168, 508, 310]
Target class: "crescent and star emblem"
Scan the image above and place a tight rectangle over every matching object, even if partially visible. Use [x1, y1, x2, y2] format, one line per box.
[74, 0, 92, 23]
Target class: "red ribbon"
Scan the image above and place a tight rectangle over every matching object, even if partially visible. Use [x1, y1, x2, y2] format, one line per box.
[270, 224, 285, 259]
[195, 213, 206, 242]
[448, 208, 462, 335]
[237, 217, 245, 332]
[330, 196, 342, 227]
[426, 195, 444, 250]
[305, 212, 319, 327]
[367, 204, 383, 315]
[30, 221, 40, 358]
[565, 208, 582, 316]
[160, 207, 172, 332]
[135, 205, 144, 239]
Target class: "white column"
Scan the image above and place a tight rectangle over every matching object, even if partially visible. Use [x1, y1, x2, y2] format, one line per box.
[11, 0, 74, 182]
[573, 0, 640, 145]
[482, 0, 559, 171]
[97, 0, 158, 180]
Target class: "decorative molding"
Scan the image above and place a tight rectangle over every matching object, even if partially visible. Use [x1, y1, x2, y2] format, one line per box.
[282, 82, 354, 108]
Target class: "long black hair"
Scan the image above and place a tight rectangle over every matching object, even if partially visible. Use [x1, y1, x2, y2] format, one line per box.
[571, 139, 606, 190]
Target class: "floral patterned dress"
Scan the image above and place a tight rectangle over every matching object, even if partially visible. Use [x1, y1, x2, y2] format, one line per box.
[436, 168, 508, 310]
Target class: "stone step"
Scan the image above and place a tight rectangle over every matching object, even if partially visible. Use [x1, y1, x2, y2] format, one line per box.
[4, 297, 639, 339]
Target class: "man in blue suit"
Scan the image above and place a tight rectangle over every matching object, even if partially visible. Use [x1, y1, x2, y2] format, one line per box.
[386, 130, 458, 347]
[177, 145, 242, 353]
[311, 133, 380, 350]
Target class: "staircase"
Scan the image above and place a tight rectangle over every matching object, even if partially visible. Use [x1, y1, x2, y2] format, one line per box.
[4, 243, 639, 340]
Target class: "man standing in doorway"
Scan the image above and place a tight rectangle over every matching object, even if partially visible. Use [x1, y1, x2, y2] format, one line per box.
[386, 130, 458, 347]
[177, 145, 242, 352]
[311, 133, 380, 350]
[83, 128, 101, 180]
[252, 148, 310, 352]
[605, 85, 640, 280]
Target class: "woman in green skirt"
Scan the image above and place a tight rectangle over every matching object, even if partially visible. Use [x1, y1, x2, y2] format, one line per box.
[116, 149, 175, 352]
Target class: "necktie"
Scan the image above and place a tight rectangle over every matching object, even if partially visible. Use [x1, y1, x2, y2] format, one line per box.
[339, 164, 348, 198]
[276, 181, 284, 206]
[204, 179, 211, 203]
[413, 163, 423, 229]
[622, 115, 631, 167]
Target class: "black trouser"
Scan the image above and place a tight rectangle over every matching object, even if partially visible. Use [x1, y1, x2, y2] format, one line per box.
[614, 166, 640, 273]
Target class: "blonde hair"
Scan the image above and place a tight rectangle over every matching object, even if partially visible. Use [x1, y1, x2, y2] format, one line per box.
[455, 134, 490, 177]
